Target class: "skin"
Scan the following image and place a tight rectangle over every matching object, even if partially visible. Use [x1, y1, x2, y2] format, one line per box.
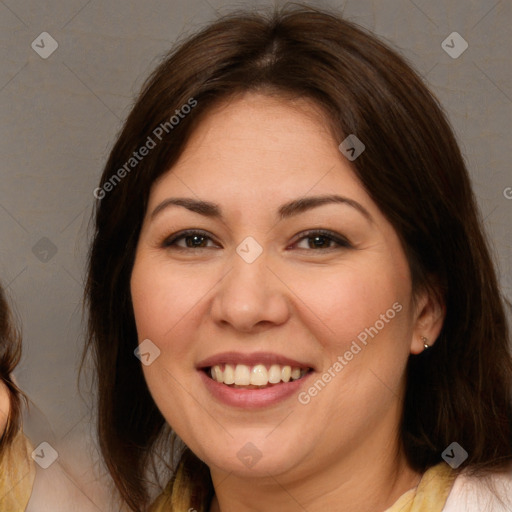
[0, 380, 9, 437]
[130, 92, 445, 512]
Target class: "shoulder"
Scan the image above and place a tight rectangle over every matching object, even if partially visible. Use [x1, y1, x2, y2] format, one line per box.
[0, 429, 35, 510]
[443, 466, 512, 512]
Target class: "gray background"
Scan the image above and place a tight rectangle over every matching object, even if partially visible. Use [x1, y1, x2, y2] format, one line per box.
[0, 0, 510, 510]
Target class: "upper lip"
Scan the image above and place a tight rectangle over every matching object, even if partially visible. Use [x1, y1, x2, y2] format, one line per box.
[196, 351, 314, 370]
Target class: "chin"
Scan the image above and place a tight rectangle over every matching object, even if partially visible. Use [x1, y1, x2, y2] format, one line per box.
[195, 434, 306, 479]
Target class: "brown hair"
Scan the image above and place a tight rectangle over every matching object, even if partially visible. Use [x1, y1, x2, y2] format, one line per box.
[0, 284, 24, 455]
[84, 4, 512, 511]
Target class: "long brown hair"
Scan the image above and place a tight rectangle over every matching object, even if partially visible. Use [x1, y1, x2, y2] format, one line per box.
[0, 284, 24, 455]
[84, 4, 512, 510]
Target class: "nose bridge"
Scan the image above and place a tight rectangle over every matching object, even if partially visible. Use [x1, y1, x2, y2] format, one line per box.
[211, 238, 289, 331]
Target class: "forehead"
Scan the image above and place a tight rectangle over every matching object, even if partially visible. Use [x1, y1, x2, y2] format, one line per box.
[149, 92, 367, 208]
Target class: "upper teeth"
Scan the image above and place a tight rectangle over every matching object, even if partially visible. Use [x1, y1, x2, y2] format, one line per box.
[210, 364, 308, 386]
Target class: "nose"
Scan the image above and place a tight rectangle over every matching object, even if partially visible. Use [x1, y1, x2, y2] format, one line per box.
[209, 247, 290, 333]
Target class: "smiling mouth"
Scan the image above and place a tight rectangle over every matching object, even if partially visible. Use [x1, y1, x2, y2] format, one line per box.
[205, 363, 312, 389]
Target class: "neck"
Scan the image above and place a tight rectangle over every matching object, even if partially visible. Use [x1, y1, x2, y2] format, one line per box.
[209, 439, 422, 512]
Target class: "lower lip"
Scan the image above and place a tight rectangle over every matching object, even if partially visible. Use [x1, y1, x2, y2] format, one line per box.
[199, 370, 313, 409]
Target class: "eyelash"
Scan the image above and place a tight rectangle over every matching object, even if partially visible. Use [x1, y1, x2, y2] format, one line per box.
[161, 229, 352, 252]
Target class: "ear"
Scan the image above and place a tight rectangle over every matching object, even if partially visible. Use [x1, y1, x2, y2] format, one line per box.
[410, 285, 445, 355]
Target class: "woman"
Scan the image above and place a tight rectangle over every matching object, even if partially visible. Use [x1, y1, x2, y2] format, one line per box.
[0, 284, 35, 510]
[84, 5, 512, 511]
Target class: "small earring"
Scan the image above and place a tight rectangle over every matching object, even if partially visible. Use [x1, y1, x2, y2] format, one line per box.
[421, 336, 430, 349]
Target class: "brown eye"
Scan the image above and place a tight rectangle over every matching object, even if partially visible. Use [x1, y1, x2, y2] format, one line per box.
[292, 230, 352, 251]
[162, 230, 219, 249]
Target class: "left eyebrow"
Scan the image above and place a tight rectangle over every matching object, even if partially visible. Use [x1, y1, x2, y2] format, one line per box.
[277, 195, 372, 223]
[150, 194, 373, 224]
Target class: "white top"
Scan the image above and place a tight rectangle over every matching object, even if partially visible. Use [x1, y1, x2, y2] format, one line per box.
[443, 468, 512, 511]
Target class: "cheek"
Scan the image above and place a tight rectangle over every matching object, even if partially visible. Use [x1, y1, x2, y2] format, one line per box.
[294, 259, 413, 423]
[130, 257, 204, 430]
[130, 257, 199, 347]
[288, 257, 410, 353]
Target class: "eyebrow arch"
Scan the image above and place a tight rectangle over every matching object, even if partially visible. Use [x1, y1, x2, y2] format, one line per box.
[150, 194, 373, 223]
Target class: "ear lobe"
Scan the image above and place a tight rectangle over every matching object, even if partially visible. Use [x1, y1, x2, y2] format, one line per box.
[410, 288, 446, 355]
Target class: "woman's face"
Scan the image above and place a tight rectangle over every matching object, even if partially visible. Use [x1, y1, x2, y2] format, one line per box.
[130, 92, 431, 480]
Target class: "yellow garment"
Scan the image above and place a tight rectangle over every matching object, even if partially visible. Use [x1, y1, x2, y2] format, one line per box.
[384, 462, 456, 512]
[151, 461, 455, 511]
[0, 429, 36, 511]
